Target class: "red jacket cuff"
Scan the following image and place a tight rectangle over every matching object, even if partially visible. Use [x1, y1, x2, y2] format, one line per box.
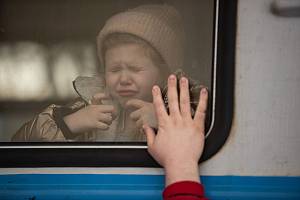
[163, 181, 207, 199]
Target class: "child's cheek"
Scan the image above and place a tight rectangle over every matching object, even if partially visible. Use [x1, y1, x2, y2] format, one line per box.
[105, 73, 115, 88]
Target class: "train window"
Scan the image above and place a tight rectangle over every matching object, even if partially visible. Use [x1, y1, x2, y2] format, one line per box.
[0, 0, 236, 167]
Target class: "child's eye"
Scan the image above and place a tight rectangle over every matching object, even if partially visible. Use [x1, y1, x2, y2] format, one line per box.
[129, 66, 144, 72]
[108, 66, 122, 72]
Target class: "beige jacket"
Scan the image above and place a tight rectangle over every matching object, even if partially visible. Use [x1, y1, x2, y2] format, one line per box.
[11, 76, 146, 142]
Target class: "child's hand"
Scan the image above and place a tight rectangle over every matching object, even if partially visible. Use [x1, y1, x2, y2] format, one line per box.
[126, 99, 158, 130]
[143, 75, 208, 186]
[64, 93, 116, 134]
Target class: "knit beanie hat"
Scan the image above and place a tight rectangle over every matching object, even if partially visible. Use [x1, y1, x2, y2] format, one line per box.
[97, 4, 185, 72]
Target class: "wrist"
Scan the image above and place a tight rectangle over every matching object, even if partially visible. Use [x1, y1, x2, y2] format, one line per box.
[53, 107, 79, 139]
[63, 113, 81, 134]
[164, 160, 200, 186]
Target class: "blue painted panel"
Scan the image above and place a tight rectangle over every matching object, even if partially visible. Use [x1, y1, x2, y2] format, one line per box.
[0, 175, 299, 200]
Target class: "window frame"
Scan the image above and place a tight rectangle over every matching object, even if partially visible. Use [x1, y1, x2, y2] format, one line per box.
[0, 0, 236, 167]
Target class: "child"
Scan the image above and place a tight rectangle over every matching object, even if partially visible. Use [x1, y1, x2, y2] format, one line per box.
[12, 4, 185, 142]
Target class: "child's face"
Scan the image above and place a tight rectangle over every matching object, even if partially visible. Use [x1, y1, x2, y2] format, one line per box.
[104, 43, 164, 106]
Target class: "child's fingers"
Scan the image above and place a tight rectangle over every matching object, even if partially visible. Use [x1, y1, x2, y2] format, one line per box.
[130, 109, 141, 121]
[143, 124, 155, 149]
[136, 119, 143, 129]
[97, 105, 115, 113]
[95, 121, 110, 130]
[194, 88, 208, 131]
[91, 93, 109, 105]
[97, 113, 113, 125]
[126, 99, 145, 109]
[111, 108, 117, 120]
[179, 77, 191, 118]
[152, 85, 168, 123]
[167, 75, 180, 116]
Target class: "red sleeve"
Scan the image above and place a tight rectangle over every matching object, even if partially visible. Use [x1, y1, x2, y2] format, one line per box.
[163, 181, 208, 200]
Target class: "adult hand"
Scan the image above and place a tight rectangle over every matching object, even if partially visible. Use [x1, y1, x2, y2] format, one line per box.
[64, 93, 116, 134]
[126, 99, 157, 130]
[143, 75, 208, 186]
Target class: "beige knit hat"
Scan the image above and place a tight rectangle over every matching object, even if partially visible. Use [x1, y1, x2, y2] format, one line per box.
[97, 4, 185, 72]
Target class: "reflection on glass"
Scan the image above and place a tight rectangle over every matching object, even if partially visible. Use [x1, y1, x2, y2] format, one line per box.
[0, 43, 49, 100]
[0, 42, 97, 100]
[0, 0, 213, 142]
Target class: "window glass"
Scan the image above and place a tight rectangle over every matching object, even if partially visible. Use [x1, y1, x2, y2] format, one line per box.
[0, 0, 214, 142]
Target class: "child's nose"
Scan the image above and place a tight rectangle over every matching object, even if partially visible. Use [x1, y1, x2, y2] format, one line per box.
[119, 71, 132, 85]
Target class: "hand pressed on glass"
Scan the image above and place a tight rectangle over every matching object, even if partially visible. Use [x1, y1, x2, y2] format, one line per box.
[143, 74, 208, 186]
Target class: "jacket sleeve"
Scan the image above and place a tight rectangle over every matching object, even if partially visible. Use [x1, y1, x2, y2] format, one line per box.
[11, 99, 86, 142]
[163, 181, 208, 200]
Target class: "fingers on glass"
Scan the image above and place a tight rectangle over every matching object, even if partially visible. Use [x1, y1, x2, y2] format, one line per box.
[179, 77, 191, 117]
[143, 124, 155, 148]
[152, 85, 168, 122]
[167, 74, 180, 115]
[194, 88, 208, 128]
